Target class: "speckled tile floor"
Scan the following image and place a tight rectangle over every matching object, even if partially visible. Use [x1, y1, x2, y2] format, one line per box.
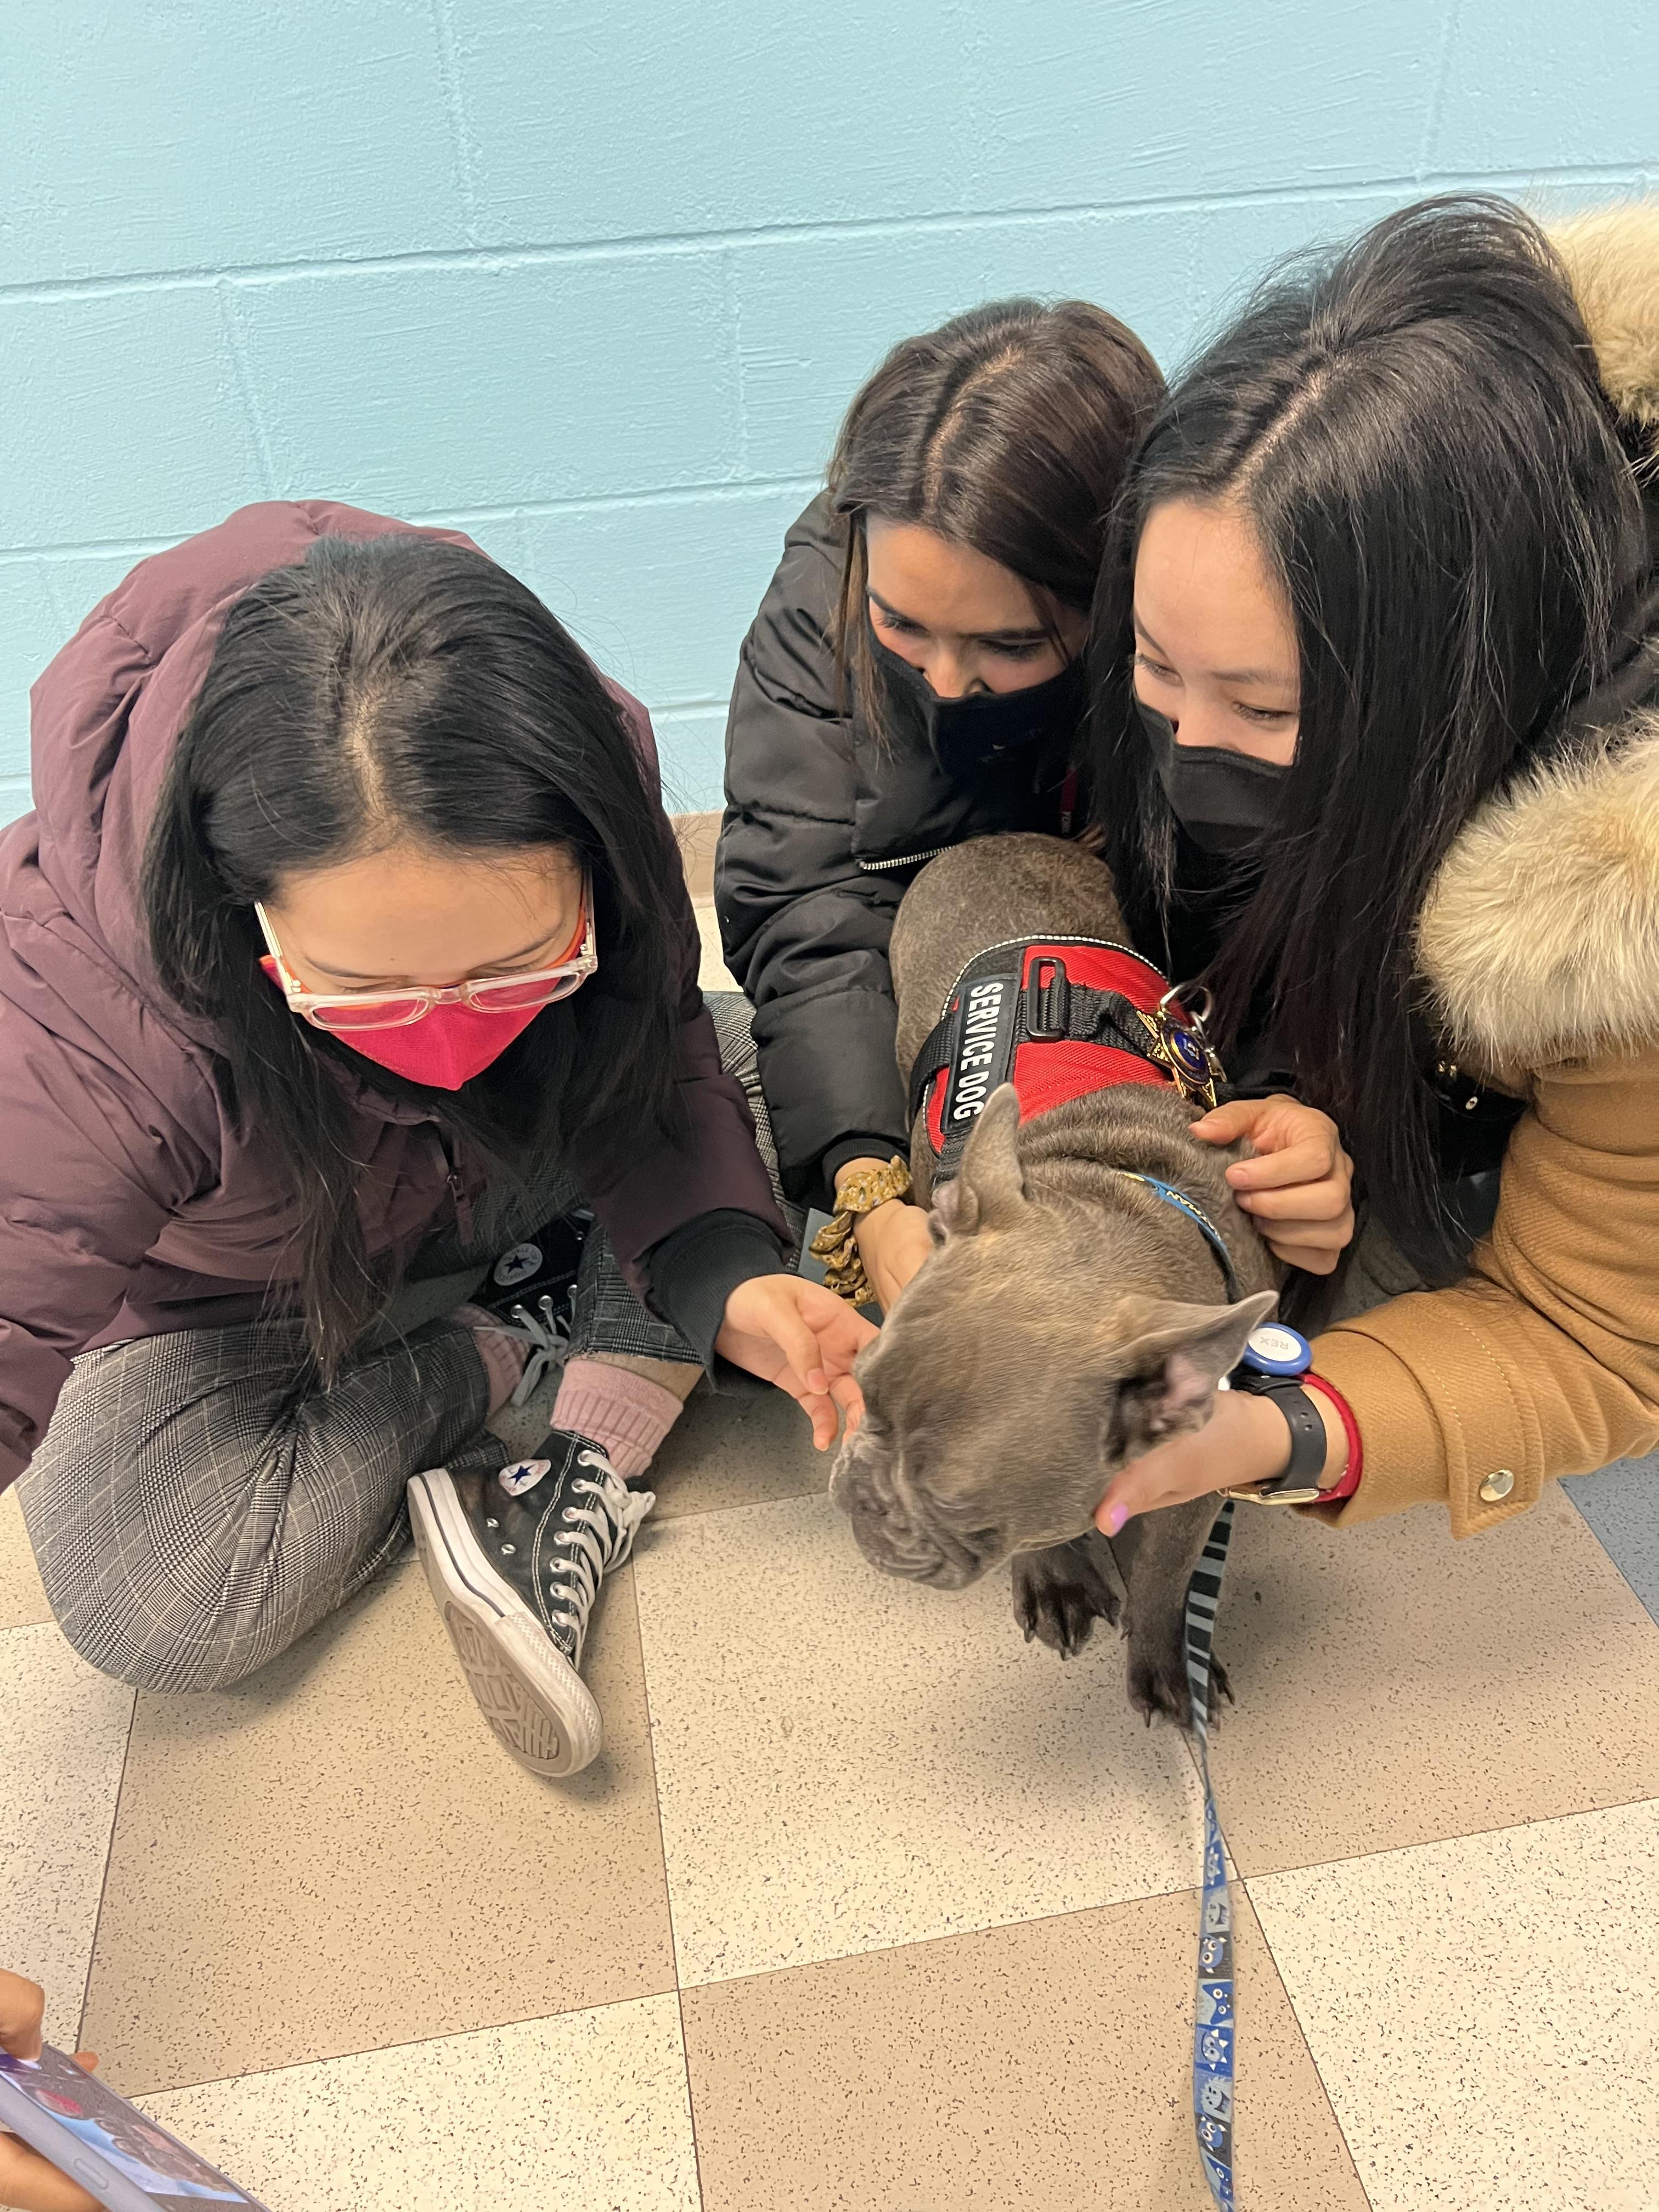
[7, 1406, 1656, 2211]
[4, 904, 1657, 2209]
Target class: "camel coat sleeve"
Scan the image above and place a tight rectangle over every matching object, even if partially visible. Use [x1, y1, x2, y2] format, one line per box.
[1309, 1041, 1659, 1536]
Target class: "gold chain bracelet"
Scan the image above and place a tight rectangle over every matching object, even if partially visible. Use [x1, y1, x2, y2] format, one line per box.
[808, 1156, 914, 1305]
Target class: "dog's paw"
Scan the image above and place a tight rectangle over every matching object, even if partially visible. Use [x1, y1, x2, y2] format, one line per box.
[1011, 1539, 1120, 1659]
[1126, 1643, 1232, 1730]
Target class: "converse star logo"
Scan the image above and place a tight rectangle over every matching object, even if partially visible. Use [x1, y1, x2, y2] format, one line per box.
[493, 1242, 544, 1288]
[498, 1458, 551, 1497]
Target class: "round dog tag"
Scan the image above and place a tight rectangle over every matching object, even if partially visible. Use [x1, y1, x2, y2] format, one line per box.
[1135, 1004, 1222, 1108]
[1166, 1024, 1211, 1083]
[1238, 1323, 1312, 1378]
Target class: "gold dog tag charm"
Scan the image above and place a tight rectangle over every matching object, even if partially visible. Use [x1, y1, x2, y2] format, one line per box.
[1136, 998, 1222, 1111]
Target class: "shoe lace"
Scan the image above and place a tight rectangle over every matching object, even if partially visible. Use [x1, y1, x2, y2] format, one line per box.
[497, 1290, 573, 1407]
[543, 1451, 654, 1663]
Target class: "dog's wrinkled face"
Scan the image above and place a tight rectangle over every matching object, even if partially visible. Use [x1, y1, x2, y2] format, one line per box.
[830, 1090, 1274, 1588]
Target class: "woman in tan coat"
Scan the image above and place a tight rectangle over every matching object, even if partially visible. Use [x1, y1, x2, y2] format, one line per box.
[1082, 196, 1659, 1539]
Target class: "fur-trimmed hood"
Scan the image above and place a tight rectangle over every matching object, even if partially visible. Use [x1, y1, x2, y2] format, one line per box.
[1416, 204, 1659, 1072]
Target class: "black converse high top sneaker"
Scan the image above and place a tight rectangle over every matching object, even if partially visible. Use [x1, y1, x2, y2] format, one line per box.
[475, 1213, 591, 1407]
[408, 1432, 653, 1778]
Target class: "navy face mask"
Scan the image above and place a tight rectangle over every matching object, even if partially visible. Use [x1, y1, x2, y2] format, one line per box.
[1137, 699, 1293, 854]
[872, 631, 1084, 780]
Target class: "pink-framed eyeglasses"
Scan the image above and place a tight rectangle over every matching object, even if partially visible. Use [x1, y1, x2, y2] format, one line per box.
[253, 875, 597, 1034]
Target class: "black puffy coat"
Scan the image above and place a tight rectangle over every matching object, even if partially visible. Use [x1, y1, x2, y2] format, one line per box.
[715, 494, 1079, 1204]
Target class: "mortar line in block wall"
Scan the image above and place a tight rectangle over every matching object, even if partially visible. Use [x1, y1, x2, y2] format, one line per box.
[0, 160, 1646, 303]
[1, 476, 826, 567]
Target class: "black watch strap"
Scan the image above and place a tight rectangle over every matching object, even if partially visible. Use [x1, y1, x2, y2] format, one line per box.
[1230, 1378, 1327, 1502]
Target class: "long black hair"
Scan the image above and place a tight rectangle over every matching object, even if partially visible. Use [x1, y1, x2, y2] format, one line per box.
[1091, 196, 1647, 1272]
[144, 531, 682, 1375]
[828, 297, 1164, 730]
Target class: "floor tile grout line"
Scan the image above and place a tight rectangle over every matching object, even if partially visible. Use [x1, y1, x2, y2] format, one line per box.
[630, 1555, 709, 2211]
[1232, 1883, 1380, 2210]
[646, 1485, 828, 1532]
[0, 1611, 64, 1644]
[1159, 1604, 1652, 2204]
[1558, 1481, 1659, 1630]
[649, 1492, 826, 1531]
[74, 1679, 140, 2054]
[122, 1983, 686, 2106]
[1235, 1789, 1659, 1893]
[1168, 1692, 1381, 2207]
[1164, 1627, 1381, 2200]
[103, 1777, 1653, 2139]
[672, 1875, 1213, 1997]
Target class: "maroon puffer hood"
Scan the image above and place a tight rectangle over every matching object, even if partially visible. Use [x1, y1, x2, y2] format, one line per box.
[0, 501, 781, 1489]
[27, 501, 486, 1024]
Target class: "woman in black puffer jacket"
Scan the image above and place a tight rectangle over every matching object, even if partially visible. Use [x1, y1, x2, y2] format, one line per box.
[715, 299, 1163, 1309]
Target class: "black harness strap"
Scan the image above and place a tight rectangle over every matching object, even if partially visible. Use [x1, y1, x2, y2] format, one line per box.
[907, 941, 1158, 1128]
[906, 940, 1227, 1192]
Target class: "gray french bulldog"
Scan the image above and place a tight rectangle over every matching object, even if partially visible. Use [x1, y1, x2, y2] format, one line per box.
[829, 833, 1277, 1726]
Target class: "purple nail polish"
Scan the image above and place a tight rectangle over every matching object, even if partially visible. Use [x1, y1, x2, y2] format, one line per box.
[1104, 1501, 1128, 1536]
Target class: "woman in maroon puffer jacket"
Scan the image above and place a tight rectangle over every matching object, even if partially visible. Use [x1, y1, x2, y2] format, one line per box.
[0, 500, 868, 1779]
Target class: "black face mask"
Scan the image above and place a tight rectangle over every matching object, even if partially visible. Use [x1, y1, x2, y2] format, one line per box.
[1137, 700, 1292, 854]
[872, 631, 1084, 781]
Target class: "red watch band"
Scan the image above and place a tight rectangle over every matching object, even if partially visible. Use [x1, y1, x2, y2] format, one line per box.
[1303, 1373, 1363, 1502]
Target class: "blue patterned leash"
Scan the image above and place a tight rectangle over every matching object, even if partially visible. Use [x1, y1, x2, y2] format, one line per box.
[1184, 1500, 1239, 2209]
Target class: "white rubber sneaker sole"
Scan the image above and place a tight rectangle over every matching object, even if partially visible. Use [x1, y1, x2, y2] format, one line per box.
[407, 1466, 603, 1780]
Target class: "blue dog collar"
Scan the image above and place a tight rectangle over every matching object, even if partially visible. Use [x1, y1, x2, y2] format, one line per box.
[1116, 1172, 1240, 1302]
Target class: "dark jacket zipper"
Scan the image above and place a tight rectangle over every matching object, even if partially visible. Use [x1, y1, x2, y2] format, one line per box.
[856, 846, 949, 873]
[432, 1128, 475, 1244]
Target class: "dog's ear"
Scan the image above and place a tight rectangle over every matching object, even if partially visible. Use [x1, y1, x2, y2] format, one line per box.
[941, 1086, 1026, 1235]
[1107, 1289, 1278, 1454]
[929, 1180, 968, 1238]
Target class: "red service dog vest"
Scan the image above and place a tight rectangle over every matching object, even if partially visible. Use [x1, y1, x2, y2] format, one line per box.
[906, 938, 1224, 1183]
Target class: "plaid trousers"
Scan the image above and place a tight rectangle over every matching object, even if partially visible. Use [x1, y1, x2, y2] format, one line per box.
[18, 993, 791, 1694]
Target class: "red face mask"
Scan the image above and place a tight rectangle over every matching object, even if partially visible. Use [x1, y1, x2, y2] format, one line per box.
[254, 879, 596, 1093]
[334, 997, 544, 1090]
[256, 954, 544, 1090]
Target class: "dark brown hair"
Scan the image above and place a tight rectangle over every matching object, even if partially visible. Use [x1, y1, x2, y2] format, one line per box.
[826, 298, 1163, 731]
[145, 533, 683, 1377]
[1090, 196, 1646, 1277]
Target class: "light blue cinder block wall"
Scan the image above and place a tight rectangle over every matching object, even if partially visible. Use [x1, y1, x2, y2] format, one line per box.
[2, 2, 1654, 821]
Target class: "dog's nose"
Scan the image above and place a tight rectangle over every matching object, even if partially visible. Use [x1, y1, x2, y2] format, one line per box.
[842, 1492, 998, 1590]
[845, 1506, 968, 1588]
[830, 1434, 999, 1588]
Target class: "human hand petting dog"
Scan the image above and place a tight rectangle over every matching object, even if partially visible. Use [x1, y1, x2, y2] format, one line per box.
[852, 1198, 935, 1313]
[1191, 1094, 1354, 1273]
[716, 1275, 875, 1448]
[1094, 1381, 1351, 1535]
[1093, 1094, 1355, 1535]
[0, 1968, 101, 2212]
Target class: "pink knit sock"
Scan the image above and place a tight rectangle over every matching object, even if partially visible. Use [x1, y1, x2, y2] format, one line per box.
[554, 1357, 687, 1482]
[454, 1303, 531, 1418]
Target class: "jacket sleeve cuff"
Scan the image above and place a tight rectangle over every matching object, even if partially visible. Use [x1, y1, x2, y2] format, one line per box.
[821, 1133, 910, 1196]
[751, 989, 911, 1208]
[1300, 1329, 1448, 1526]
[644, 1209, 788, 1369]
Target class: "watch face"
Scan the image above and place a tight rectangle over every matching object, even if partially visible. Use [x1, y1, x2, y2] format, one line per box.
[1242, 1323, 1312, 1376]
